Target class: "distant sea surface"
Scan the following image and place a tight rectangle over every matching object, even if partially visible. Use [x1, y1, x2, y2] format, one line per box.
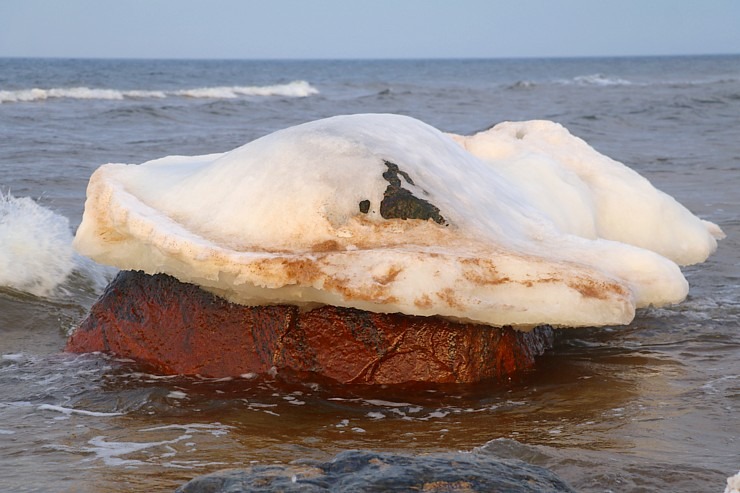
[1, 56, 738, 492]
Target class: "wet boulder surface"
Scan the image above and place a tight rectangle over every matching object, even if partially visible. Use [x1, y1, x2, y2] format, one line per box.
[175, 449, 575, 493]
[66, 270, 554, 385]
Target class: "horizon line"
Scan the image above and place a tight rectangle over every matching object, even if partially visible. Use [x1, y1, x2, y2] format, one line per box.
[1, 52, 739, 63]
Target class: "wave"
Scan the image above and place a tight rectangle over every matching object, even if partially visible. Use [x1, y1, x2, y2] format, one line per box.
[0, 192, 76, 296]
[573, 74, 740, 87]
[508, 74, 740, 90]
[175, 80, 318, 99]
[507, 74, 633, 90]
[560, 74, 633, 86]
[508, 80, 538, 89]
[0, 80, 318, 104]
[0, 192, 112, 297]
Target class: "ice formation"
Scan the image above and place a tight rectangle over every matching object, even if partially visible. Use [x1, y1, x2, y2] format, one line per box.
[74, 114, 722, 329]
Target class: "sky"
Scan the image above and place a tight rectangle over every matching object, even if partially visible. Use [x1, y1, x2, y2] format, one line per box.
[1, 0, 739, 60]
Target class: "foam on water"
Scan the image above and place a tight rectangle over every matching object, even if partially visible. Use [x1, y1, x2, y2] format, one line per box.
[0, 191, 113, 297]
[511, 74, 634, 90]
[140, 423, 234, 436]
[175, 81, 318, 99]
[0, 87, 163, 102]
[564, 74, 633, 86]
[326, 396, 523, 423]
[0, 192, 76, 296]
[37, 404, 124, 417]
[1, 353, 25, 362]
[0, 81, 318, 103]
[45, 422, 234, 468]
[508, 73, 740, 91]
[81, 435, 186, 467]
[727, 471, 740, 493]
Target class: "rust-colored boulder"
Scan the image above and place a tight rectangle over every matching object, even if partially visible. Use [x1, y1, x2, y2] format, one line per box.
[66, 271, 554, 384]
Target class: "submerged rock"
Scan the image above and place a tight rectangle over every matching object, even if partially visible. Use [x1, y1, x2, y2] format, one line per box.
[66, 270, 553, 384]
[175, 449, 575, 493]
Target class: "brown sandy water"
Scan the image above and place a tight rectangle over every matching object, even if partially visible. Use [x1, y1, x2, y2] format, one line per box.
[1, 264, 737, 492]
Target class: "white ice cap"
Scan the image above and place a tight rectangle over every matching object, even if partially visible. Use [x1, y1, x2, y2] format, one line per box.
[74, 114, 722, 329]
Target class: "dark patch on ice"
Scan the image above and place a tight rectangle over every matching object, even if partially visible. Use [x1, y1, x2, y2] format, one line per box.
[358, 199, 370, 214]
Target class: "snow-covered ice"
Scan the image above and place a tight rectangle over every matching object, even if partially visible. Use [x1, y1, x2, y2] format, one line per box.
[73, 114, 722, 329]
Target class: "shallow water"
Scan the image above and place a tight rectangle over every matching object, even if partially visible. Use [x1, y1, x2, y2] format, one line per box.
[1, 56, 739, 492]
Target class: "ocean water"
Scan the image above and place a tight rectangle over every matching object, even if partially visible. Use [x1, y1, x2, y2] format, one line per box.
[1, 56, 739, 492]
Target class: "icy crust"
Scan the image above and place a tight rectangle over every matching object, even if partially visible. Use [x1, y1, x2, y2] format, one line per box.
[73, 114, 722, 329]
[450, 121, 724, 265]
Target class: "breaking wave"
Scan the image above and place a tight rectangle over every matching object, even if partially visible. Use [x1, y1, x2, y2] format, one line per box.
[0, 192, 75, 296]
[508, 74, 633, 89]
[564, 74, 633, 86]
[509, 74, 740, 90]
[0, 80, 319, 104]
[0, 192, 111, 297]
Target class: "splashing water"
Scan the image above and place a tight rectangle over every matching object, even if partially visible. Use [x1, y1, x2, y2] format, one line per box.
[0, 192, 77, 296]
[0, 81, 319, 104]
[727, 471, 740, 493]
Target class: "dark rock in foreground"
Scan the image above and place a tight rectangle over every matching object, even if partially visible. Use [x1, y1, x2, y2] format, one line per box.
[66, 270, 554, 384]
[176, 449, 575, 493]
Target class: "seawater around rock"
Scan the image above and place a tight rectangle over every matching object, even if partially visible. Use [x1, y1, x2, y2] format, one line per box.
[175, 449, 575, 493]
[65, 270, 554, 385]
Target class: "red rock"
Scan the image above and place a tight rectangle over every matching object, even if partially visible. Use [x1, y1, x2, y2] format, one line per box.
[66, 271, 554, 384]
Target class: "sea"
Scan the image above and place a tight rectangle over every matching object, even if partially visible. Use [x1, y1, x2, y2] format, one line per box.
[0, 56, 738, 492]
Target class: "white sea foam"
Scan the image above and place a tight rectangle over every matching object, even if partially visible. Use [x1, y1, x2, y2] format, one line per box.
[0, 401, 33, 408]
[0, 192, 113, 297]
[175, 81, 318, 99]
[73, 114, 721, 329]
[46, 423, 234, 467]
[82, 435, 184, 466]
[140, 423, 233, 436]
[37, 404, 124, 417]
[0, 192, 76, 296]
[2, 353, 25, 361]
[0, 81, 318, 104]
[510, 75, 634, 89]
[333, 398, 511, 423]
[362, 399, 416, 408]
[161, 460, 229, 470]
[559, 74, 633, 86]
[726, 471, 740, 493]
